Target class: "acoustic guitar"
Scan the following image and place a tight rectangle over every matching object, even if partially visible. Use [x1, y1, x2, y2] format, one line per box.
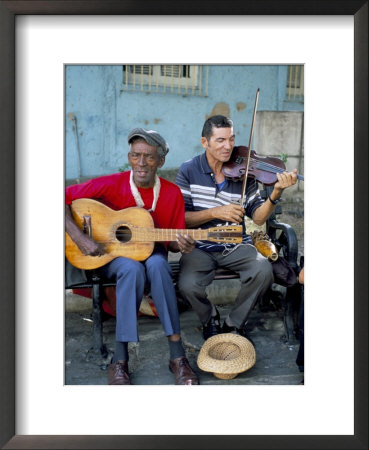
[65, 198, 243, 270]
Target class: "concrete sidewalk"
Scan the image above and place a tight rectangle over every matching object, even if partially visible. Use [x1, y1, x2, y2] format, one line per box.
[65, 293, 304, 386]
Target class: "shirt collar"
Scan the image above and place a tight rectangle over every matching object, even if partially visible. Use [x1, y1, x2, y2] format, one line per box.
[200, 152, 213, 174]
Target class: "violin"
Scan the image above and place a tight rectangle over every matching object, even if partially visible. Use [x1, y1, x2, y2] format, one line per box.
[222, 145, 304, 186]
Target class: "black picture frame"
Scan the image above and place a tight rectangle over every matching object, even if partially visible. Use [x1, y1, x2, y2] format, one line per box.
[1, 1, 367, 449]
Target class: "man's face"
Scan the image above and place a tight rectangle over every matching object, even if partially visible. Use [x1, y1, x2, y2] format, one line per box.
[201, 126, 235, 163]
[128, 140, 164, 188]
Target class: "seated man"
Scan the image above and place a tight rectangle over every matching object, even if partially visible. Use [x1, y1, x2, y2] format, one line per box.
[175, 115, 297, 340]
[296, 259, 304, 384]
[66, 128, 198, 385]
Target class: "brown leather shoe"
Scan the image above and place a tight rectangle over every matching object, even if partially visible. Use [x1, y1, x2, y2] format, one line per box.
[169, 356, 199, 385]
[108, 361, 131, 385]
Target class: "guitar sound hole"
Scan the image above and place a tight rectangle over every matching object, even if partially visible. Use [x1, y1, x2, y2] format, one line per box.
[115, 226, 132, 243]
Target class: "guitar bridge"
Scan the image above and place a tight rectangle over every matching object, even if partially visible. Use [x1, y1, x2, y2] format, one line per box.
[82, 215, 92, 237]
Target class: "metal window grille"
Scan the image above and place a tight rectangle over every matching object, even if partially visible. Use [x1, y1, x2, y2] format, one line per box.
[122, 65, 209, 97]
[286, 65, 304, 100]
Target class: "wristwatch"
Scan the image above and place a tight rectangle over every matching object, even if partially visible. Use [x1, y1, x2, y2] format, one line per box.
[268, 195, 280, 205]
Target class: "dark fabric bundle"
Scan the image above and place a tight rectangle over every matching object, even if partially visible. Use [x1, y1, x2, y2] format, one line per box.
[271, 257, 298, 287]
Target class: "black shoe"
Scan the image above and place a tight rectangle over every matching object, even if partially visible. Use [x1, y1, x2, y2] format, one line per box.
[202, 307, 221, 340]
[222, 321, 255, 346]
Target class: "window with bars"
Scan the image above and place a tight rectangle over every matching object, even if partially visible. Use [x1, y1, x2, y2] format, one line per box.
[122, 64, 208, 97]
[286, 65, 304, 100]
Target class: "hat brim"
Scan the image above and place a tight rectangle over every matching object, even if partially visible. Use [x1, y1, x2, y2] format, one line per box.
[127, 128, 169, 155]
[197, 333, 256, 376]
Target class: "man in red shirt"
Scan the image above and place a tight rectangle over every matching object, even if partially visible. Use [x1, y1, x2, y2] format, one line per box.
[66, 128, 198, 385]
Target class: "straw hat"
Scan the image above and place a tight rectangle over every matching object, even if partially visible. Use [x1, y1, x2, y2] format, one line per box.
[197, 333, 256, 380]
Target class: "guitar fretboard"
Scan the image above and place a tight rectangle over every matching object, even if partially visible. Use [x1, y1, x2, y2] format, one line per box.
[132, 228, 209, 242]
[123, 227, 242, 242]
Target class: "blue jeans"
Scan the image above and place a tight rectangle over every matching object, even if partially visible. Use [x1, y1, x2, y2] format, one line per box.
[100, 247, 180, 342]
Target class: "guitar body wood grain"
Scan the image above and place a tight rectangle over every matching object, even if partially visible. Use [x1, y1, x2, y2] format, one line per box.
[65, 199, 154, 269]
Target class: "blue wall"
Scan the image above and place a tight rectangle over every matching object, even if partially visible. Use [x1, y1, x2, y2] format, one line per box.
[65, 65, 303, 180]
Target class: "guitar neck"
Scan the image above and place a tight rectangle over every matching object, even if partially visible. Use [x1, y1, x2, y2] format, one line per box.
[133, 228, 209, 242]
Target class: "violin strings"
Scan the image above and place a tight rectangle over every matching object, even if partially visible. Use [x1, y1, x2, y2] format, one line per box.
[250, 158, 285, 174]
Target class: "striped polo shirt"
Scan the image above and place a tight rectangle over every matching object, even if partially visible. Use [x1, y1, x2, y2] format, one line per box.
[175, 152, 264, 252]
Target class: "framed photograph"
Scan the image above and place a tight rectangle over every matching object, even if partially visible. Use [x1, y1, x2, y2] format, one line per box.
[1, 1, 367, 449]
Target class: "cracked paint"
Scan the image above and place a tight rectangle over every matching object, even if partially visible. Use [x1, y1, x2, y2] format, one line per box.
[206, 102, 230, 119]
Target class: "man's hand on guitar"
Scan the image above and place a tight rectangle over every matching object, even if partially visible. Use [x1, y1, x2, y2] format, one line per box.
[176, 234, 196, 254]
[75, 233, 106, 257]
[65, 203, 106, 257]
[211, 203, 245, 224]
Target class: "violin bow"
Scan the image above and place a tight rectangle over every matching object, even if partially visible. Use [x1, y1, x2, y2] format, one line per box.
[240, 88, 260, 206]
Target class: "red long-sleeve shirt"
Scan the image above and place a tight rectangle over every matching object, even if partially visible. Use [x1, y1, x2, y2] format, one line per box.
[65, 171, 186, 232]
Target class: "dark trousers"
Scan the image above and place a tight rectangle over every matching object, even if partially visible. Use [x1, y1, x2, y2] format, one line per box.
[296, 287, 304, 370]
[178, 244, 274, 329]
